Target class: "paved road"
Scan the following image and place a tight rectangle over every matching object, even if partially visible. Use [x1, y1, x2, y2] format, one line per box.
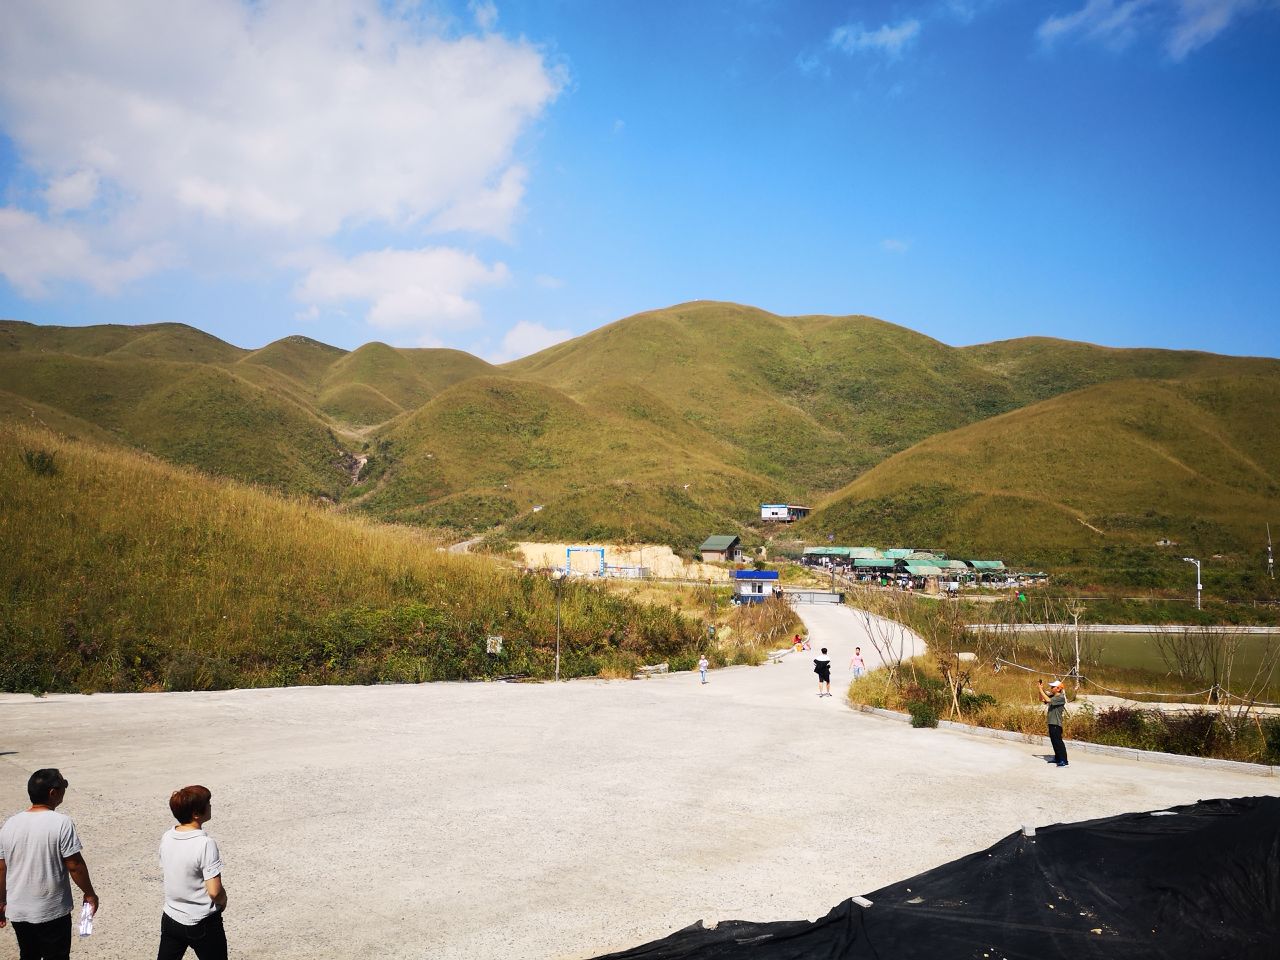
[0, 604, 1274, 960]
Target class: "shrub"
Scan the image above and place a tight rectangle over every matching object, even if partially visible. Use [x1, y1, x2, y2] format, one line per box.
[958, 691, 997, 712]
[1153, 711, 1222, 757]
[903, 680, 944, 727]
[164, 652, 235, 692]
[1261, 718, 1280, 764]
[21, 449, 57, 476]
[1092, 706, 1149, 747]
[908, 700, 939, 728]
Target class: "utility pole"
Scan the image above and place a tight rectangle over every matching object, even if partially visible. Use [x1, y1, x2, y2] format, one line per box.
[1066, 602, 1085, 691]
[554, 570, 564, 681]
[1268, 524, 1275, 580]
[1183, 557, 1202, 611]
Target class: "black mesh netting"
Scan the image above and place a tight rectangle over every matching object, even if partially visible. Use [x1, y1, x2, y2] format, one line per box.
[592, 796, 1280, 960]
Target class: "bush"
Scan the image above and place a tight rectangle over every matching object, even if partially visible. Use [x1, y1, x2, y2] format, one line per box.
[1261, 718, 1280, 764]
[21, 449, 57, 476]
[1153, 711, 1222, 757]
[958, 691, 997, 712]
[164, 651, 236, 692]
[1092, 706, 1149, 747]
[907, 700, 939, 728]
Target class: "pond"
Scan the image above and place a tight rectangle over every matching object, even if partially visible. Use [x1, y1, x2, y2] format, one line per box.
[1009, 630, 1280, 703]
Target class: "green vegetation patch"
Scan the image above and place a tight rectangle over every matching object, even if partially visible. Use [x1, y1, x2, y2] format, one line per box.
[0, 423, 709, 693]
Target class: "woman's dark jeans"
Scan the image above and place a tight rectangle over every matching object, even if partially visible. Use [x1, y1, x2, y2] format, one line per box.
[157, 911, 228, 960]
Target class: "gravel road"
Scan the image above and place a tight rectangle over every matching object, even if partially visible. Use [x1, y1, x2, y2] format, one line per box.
[1, 604, 1274, 959]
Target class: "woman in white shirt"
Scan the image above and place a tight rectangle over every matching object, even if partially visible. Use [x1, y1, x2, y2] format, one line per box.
[157, 785, 227, 960]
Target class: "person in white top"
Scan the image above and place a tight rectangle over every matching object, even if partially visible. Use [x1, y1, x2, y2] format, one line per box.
[698, 655, 710, 684]
[157, 785, 227, 960]
[0, 768, 99, 960]
[814, 647, 832, 697]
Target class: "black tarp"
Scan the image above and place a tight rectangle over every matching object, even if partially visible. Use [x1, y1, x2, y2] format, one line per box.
[592, 796, 1280, 960]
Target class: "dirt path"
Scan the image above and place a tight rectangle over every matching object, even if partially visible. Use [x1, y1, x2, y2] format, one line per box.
[0, 605, 1273, 960]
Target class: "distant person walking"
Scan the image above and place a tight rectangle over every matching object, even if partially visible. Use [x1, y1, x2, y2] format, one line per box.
[814, 648, 832, 698]
[157, 786, 227, 960]
[0, 768, 100, 960]
[848, 647, 866, 679]
[1037, 680, 1069, 767]
[698, 655, 709, 685]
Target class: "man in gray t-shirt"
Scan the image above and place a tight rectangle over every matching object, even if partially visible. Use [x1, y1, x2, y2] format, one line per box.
[1037, 679, 1069, 767]
[0, 768, 100, 960]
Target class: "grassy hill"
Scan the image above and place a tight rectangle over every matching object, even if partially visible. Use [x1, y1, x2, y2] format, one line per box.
[350, 375, 774, 544]
[505, 301, 1021, 491]
[241, 335, 348, 389]
[317, 342, 497, 424]
[3, 307, 1277, 570]
[0, 349, 349, 495]
[800, 375, 1280, 584]
[1, 421, 705, 693]
[0, 319, 245, 363]
[961, 336, 1277, 403]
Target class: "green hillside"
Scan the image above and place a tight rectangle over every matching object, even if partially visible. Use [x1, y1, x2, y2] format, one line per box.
[801, 375, 1280, 572]
[3, 307, 1277, 567]
[241, 335, 348, 388]
[0, 350, 349, 495]
[319, 341, 497, 414]
[505, 301, 1022, 490]
[351, 375, 773, 543]
[961, 336, 1278, 403]
[0, 319, 244, 361]
[1, 421, 704, 693]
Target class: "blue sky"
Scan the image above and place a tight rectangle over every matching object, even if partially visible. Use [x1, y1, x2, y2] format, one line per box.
[1, 0, 1277, 360]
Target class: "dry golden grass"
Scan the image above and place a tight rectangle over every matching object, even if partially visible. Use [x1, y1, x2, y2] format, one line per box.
[2, 422, 704, 692]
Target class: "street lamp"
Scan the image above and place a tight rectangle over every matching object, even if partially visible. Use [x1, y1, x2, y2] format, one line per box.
[1182, 557, 1202, 611]
[553, 569, 565, 681]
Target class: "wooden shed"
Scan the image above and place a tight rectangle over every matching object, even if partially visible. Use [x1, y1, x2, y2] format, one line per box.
[700, 535, 742, 563]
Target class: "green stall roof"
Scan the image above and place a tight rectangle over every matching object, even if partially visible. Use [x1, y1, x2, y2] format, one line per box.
[968, 560, 1007, 571]
[854, 558, 896, 568]
[847, 547, 884, 559]
[883, 548, 914, 559]
[905, 564, 945, 576]
[700, 535, 741, 551]
[804, 546, 852, 557]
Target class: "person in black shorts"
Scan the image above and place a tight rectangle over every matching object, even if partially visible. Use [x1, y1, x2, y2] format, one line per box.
[814, 647, 832, 697]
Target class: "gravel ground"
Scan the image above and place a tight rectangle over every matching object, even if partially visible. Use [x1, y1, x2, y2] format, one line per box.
[1, 604, 1275, 960]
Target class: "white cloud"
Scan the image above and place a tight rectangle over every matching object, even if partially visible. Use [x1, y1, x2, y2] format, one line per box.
[1038, 0, 1158, 50]
[612, 118, 626, 135]
[0, 0, 562, 301]
[1037, 0, 1269, 58]
[470, 0, 499, 32]
[430, 165, 529, 239]
[487, 320, 572, 363]
[1167, 0, 1266, 57]
[534, 273, 564, 289]
[0, 207, 166, 296]
[881, 238, 910, 254]
[830, 19, 922, 58]
[296, 247, 509, 344]
[44, 169, 100, 214]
